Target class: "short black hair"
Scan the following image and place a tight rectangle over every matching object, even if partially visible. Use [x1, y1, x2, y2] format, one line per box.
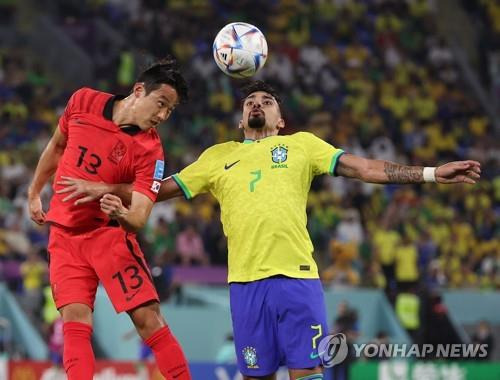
[240, 81, 282, 105]
[137, 56, 189, 103]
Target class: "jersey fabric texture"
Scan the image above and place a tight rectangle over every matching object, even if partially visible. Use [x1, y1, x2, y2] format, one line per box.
[46, 87, 164, 230]
[173, 132, 344, 282]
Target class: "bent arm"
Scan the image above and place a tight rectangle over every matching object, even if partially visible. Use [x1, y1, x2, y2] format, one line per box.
[56, 175, 182, 206]
[336, 154, 480, 184]
[28, 128, 67, 197]
[101, 191, 154, 232]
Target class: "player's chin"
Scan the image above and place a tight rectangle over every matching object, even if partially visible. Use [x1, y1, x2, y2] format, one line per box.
[248, 115, 266, 129]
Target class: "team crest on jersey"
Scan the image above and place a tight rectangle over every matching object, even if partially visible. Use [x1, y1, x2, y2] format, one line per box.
[270, 144, 288, 168]
[242, 346, 259, 368]
[108, 140, 127, 164]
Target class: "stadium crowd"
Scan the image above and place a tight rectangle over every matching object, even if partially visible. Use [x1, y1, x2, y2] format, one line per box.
[0, 0, 498, 357]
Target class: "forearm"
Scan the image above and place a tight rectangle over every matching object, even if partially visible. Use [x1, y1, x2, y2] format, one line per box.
[373, 160, 424, 184]
[28, 144, 64, 197]
[115, 209, 146, 232]
[102, 191, 153, 232]
[109, 183, 133, 205]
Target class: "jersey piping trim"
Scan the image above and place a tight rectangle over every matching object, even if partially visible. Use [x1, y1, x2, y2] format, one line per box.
[329, 150, 345, 176]
[172, 174, 192, 200]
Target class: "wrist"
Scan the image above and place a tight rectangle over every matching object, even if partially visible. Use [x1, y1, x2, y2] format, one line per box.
[423, 167, 437, 182]
[28, 187, 40, 199]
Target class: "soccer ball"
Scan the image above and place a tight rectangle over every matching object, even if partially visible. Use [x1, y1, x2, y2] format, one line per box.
[213, 22, 268, 78]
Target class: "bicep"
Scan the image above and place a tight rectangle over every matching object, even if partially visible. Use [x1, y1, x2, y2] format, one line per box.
[158, 177, 183, 202]
[336, 153, 368, 179]
[48, 127, 68, 153]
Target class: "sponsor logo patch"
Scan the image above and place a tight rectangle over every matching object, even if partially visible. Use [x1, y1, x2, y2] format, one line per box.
[154, 160, 165, 180]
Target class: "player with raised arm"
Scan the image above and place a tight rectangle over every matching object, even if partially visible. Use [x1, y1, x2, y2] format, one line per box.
[58, 81, 480, 380]
[28, 59, 191, 380]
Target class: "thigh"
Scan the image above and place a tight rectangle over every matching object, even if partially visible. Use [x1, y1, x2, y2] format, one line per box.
[230, 280, 282, 378]
[276, 278, 328, 370]
[48, 227, 99, 310]
[91, 227, 159, 313]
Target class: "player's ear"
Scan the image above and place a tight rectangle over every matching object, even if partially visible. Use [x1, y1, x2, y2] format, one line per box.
[276, 118, 285, 130]
[133, 83, 145, 98]
[238, 120, 243, 129]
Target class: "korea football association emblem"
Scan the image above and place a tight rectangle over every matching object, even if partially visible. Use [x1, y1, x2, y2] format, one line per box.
[242, 346, 259, 368]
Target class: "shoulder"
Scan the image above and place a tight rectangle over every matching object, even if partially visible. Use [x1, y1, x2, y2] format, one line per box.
[68, 87, 113, 113]
[199, 141, 239, 160]
[134, 129, 163, 153]
[291, 131, 320, 142]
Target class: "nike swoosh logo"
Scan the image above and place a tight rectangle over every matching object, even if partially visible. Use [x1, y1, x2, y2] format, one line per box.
[224, 160, 240, 170]
[310, 351, 325, 359]
[125, 290, 140, 302]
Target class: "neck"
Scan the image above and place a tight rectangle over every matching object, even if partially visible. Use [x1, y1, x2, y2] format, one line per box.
[243, 128, 278, 141]
[112, 95, 136, 126]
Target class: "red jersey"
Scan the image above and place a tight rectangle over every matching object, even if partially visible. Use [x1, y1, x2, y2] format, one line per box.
[46, 87, 165, 229]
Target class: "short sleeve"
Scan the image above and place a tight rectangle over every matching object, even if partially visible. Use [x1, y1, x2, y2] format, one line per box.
[132, 142, 165, 202]
[173, 149, 214, 199]
[58, 88, 84, 135]
[296, 132, 344, 176]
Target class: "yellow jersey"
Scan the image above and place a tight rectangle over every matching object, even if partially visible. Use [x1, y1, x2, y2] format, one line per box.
[173, 132, 344, 282]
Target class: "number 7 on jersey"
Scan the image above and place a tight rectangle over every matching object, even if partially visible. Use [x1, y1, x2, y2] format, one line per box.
[249, 170, 262, 192]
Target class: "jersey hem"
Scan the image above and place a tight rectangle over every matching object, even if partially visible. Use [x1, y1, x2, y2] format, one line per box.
[228, 270, 320, 283]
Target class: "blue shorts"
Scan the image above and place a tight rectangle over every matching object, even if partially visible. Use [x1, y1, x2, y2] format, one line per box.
[230, 276, 328, 376]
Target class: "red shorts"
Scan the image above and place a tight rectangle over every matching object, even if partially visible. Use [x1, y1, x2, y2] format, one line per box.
[48, 224, 159, 313]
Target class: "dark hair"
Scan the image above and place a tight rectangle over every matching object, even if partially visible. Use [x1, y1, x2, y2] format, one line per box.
[137, 56, 189, 103]
[240, 81, 282, 105]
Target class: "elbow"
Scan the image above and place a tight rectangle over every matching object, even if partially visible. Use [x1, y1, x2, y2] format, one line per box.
[119, 218, 146, 233]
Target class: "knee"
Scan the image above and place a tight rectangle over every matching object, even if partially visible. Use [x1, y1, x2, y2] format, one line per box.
[129, 302, 165, 339]
[60, 303, 93, 325]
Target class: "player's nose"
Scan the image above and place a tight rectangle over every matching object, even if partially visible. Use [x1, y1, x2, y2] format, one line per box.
[158, 109, 168, 120]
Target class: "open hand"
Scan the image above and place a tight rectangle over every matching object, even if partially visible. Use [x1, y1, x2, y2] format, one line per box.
[56, 176, 110, 205]
[436, 160, 481, 184]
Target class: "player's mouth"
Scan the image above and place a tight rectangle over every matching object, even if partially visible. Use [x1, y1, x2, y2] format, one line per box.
[250, 109, 264, 117]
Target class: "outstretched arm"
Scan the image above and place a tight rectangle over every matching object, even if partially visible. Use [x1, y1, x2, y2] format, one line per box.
[28, 128, 67, 224]
[336, 154, 481, 184]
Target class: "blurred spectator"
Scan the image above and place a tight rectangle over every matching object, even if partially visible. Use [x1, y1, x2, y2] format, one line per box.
[175, 224, 210, 266]
[331, 301, 359, 380]
[321, 241, 360, 288]
[471, 320, 495, 360]
[395, 288, 421, 343]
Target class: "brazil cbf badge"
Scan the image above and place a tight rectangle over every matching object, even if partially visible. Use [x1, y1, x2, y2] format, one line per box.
[242, 346, 259, 368]
[153, 160, 165, 180]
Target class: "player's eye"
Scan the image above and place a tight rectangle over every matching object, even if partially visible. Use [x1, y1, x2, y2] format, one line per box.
[263, 100, 273, 105]
[246, 101, 253, 107]
[158, 101, 165, 108]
